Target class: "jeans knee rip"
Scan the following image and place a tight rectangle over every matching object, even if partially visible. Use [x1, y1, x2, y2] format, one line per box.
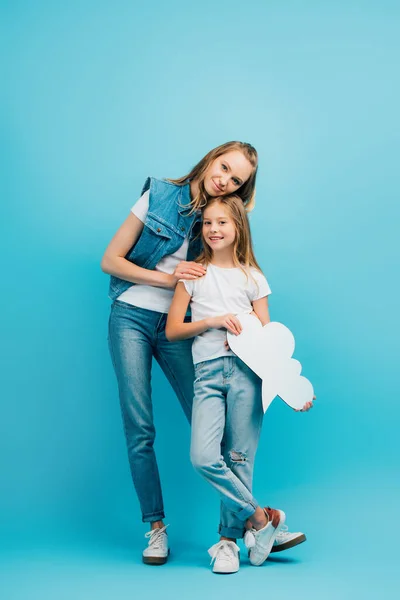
[229, 450, 247, 463]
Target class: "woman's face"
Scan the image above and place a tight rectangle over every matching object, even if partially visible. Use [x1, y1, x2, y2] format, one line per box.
[203, 150, 254, 197]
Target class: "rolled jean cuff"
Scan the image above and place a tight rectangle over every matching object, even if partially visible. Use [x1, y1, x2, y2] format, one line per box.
[236, 501, 258, 522]
[142, 511, 165, 523]
[218, 524, 246, 539]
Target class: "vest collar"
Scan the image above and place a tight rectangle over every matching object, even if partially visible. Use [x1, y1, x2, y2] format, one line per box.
[177, 181, 201, 221]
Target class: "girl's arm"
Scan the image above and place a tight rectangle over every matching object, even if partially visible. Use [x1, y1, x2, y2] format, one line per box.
[100, 213, 206, 288]
[251, 296, 271, 326]
[166, 283, 243, 341]
[166, 283, 211, 341]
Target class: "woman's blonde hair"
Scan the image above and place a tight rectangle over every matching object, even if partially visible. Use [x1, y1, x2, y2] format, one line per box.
[168, 141, 258, 212]
[196, 195, 263, 277]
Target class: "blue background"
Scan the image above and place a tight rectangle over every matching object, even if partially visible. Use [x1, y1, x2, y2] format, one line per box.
[2, 1, 399, 598]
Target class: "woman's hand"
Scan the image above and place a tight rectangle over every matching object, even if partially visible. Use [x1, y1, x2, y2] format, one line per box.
[295, 395, 316, 412]
[207, 314, 242, 336]
[173, 261, 206, 282]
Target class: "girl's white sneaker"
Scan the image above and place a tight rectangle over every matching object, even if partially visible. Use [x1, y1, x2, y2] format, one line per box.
[272, 525, 306, 552]
[244, 507, 286, 566]
[208, 540, 240, 574]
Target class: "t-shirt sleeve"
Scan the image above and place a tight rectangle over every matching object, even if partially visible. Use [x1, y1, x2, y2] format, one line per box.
[131, 189, 150, 223]
[181, 279, 194, 296]
[249, 269, 272, 301]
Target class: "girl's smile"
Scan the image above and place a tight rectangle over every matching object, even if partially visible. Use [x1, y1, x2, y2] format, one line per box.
[203, 202, 236, 256]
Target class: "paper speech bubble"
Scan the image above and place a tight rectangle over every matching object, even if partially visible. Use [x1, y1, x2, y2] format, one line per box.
[227, 314, 314, 412]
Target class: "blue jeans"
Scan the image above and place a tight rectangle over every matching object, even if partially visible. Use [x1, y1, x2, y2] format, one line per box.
[190, 356, 264, 539]
[108, 300, 195, 523]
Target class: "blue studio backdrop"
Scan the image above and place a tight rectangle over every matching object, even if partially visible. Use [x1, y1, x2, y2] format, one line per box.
[2, 1, 399, 598]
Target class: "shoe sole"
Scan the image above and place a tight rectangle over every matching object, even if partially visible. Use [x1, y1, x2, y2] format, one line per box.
[270, 533, 307, 553]
[213, 567, 239, 574]
[142, 549, 170, 565]
[249, 510, 286, 566]
[213, 558, 240, 574]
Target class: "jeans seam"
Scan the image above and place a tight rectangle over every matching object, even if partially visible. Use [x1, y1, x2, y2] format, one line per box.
[156, 351, 192, 419]
[222, 462, 255, 508]
[218, 524, 245, 538]
[143, 510, 166, 519]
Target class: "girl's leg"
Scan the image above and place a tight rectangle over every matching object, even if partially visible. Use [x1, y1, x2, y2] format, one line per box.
[190, 357, 259, 523]
[154, 315, 195, 423]
[219, 358, 264, 540]
[108, 301, 164, 523]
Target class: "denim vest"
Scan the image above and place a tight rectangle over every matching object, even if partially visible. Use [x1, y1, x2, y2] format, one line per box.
[109, 177, 203, 301]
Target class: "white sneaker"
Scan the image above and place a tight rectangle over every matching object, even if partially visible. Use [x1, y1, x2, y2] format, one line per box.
[244, 507, 286, 566]
[271, 525, 306, 553]
[208, 540, 240, 574]
[142, 525, 169, 565]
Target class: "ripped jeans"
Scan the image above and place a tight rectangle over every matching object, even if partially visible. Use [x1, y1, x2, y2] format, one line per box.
[190, 356, 264, 539]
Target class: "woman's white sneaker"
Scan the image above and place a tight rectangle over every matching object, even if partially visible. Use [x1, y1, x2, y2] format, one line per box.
[208, 540, 240, 574]
[244, 507, 286, 566]
[142, 525, 170, 565]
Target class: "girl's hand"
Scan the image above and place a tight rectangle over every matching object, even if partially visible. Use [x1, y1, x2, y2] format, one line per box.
[295, 395, 316, 412]
[173, 261, 206, 281]
[207, 314, 242, 336]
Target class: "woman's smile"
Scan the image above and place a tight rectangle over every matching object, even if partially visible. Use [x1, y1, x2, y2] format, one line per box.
[212, 180, 224, 193]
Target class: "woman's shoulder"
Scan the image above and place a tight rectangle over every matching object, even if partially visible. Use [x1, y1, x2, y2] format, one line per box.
[141, 176, 182, 195]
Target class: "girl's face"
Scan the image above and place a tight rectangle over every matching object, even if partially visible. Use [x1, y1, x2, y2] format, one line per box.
[203, 150, 254, 197]
[203, 202, 236, 252]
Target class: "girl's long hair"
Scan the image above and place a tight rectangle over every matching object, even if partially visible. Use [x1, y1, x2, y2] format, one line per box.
[168, 141, 258, 212]
[196, 195, 263, 277]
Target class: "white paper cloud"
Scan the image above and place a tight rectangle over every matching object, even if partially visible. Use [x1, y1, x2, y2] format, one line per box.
[227, 314, 314, 412]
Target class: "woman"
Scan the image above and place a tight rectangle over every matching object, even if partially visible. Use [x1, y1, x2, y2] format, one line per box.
[101, 141, 304, 565]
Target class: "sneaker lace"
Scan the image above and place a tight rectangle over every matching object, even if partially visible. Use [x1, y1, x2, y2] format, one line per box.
[275, 525, 288, 541]
[244, 522, 286, 549]
[244, 529, 256, 549]
[145, 525, 168, 550]
[209, 541, 238, 565]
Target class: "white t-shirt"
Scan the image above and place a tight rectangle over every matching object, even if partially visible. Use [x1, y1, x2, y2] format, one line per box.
[183, 264, 271, 364]
[117, 190, 189, 313]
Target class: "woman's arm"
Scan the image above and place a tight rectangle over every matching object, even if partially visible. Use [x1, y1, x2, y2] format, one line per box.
[251, 296, 271, 326]
[166, 283, 243, 341]
[100, 213, 206, 288]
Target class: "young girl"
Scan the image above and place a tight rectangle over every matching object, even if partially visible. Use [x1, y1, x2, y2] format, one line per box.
[101, 142, 258, 565]
[166, 195, 312, 573]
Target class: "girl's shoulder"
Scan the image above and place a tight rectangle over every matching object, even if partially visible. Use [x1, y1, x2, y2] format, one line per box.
[247, 266, 272, 297]
[248, 265, 265, 277]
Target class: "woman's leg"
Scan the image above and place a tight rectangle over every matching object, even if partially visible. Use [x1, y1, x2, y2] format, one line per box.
[219, 358, 264, 540]
[108, 301, 164, 523]
[190, 357, 259, 525]
[153, 314, 195, 423]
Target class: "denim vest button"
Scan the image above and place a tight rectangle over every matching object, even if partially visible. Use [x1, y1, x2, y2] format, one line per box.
[157, 228, 161, 232]
[181, 226, 185, 232]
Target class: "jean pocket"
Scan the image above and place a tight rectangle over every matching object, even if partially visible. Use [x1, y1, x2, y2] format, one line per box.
[194, 360, 207, 372]
[194, 361, 207, 385]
